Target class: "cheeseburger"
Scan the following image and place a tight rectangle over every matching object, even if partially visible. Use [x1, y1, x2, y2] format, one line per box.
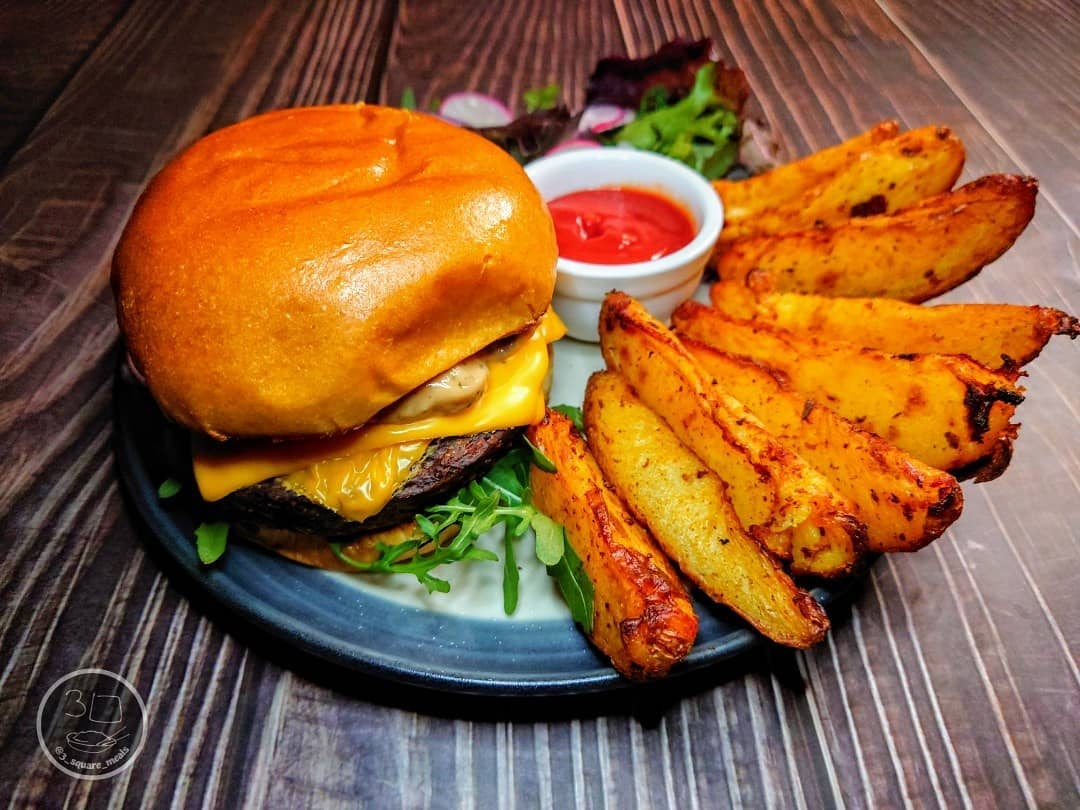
[113, 104, 563, 569]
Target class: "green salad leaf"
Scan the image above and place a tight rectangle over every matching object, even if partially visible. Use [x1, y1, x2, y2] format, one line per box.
[330, 442, 591, 624]
[531, 512, 565, 566]
[547, 541, 594, 633]
[607, 63, 740, 179]
[195, 522, 229, 565]
[524, 82, 561, 113]
[502, 528, 520, 614]
[523, 436, 557, 473]
[551, 404, 585, 434]
[157, 478, 181, 499]
[331, 477, 511, 594]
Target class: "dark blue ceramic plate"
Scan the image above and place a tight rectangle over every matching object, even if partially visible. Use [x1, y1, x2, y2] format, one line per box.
[113, 342, 862, 696]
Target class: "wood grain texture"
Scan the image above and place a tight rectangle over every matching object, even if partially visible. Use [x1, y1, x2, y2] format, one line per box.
[878, 0, 1080, 229]
[1, 1, 1078, 809]
[380, 0, 626, 112]
[0, 0, 131, 168]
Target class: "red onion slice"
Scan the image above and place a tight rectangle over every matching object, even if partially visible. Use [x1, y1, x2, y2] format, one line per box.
[577, 104, 634, 134]
[439, 92, 514, 128]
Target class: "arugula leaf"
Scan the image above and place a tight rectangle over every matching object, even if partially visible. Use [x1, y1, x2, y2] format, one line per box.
[195, 522, 229, 565]
[480, 447, 531, 505]
[607, 63, 740, 179]
[502, 529, 520, 614]
[330, 450, 534, 596]
[531, 513, 565, 566]
[524, 82, 561, 113]
[547, 541, 594, 632]
[551, 404, 585, 434]
[325, 436, 586, 624]
[523, 436, 557, 473]
[400, 86, 417, 110]
[157, 478, 181, 499]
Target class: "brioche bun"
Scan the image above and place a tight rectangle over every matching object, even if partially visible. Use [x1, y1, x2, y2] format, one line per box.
[242, 524, 422, 572]
[113, 104, 557, 440]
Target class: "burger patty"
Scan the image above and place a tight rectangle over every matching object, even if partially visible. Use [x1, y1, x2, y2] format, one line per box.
[219, 429, 520, 539]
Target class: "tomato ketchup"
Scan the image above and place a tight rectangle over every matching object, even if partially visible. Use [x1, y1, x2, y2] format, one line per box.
[547, 187, 696, 265]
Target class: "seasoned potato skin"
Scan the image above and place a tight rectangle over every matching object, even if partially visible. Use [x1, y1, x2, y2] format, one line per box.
[584, 371, 829, 648]
[712, 175, 1038, 302]
[527, 411, 698, 680]
[682, 340, 964, 552]
[714, 121, 900, 223]
[716, 124, 964, 243]
[709, 282, 1079, 370]
[673, 300, 1025, 479]
[599, 292, 864, 577]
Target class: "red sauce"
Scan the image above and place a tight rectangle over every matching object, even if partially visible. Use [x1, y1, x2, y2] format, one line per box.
[547, 187, 696, 265]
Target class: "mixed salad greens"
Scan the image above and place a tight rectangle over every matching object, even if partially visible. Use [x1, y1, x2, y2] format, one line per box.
[429, 37, 765, 178]
[605, 63, 741, 179]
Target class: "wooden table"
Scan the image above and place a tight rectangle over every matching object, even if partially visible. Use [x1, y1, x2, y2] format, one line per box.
[2, 2, 1077, 807]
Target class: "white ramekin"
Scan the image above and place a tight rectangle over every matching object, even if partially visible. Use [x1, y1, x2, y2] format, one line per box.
[526, 147, 724, 341]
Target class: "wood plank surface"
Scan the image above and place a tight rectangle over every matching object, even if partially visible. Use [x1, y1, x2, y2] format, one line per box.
[0, 0, 131, 168]
[380, 0, 625, 113]
[1, 2, 1077, 809]
[879, 0, 1080, 227]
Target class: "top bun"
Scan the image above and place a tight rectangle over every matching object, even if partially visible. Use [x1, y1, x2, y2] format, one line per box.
[113, 105, 557, 439]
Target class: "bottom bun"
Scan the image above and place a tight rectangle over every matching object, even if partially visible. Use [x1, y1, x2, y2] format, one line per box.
[238, 523, 423, 572]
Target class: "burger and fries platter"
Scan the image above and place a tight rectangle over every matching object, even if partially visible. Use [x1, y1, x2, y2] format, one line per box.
[112, 40, 1077, 692]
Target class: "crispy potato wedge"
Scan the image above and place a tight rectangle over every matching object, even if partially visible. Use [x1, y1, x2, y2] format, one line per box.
[599, 292, 864, 576]
[714, 121, 900, 223]
[717, 124, 964, 242]
[713, 175, 1038, 302]
[584, 371, 829, 647]
[708, 282, 1079, 369]
[673, 301, 1025, 479]
[527, 410, 698, 679]
[682, 340, 964, 552]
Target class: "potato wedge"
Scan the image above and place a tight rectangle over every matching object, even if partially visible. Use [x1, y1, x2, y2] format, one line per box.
[714, 121, 900, 223]
[673, 300, 1025, 479]
[717, 124, 964, 242]
[682, 340, 964, 552]
[712, 175, 1038, 302]
[599, 292, 864, 576]
[708, 282, 1079, 370]
[527, 410, 698, 679]
[584, 371, 829, 647]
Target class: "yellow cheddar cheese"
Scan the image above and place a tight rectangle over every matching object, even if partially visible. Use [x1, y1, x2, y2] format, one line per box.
[281, 440, 430, 522]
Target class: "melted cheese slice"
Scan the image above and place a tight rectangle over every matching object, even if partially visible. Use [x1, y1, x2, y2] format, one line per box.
[193, 309, 566, 509]
[280, 440, 430, 522]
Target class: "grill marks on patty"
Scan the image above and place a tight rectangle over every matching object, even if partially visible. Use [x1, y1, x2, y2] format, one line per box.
[219, 429, 520, 539]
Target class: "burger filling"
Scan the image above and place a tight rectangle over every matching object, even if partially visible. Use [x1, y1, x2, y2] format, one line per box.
[381, 358, 490, 423]
[192, 308, 566, 524]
